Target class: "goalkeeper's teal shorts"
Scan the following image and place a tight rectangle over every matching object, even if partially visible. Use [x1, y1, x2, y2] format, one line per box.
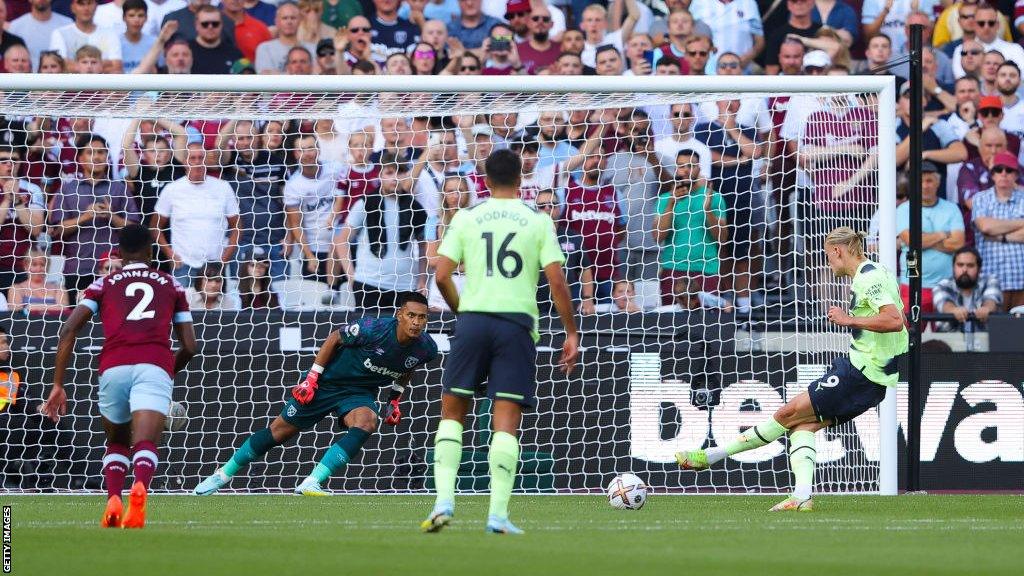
[279, 387, 376, 430]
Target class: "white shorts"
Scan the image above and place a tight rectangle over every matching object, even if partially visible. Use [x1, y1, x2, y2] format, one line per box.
[98, 364, 173, 424]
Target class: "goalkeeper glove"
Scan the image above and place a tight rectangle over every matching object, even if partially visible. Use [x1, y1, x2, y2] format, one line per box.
[292, 364, 324, 405]
[383, 384, 404, 426]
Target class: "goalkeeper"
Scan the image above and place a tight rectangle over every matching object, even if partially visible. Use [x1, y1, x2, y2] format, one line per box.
[194, 292, 438, 496]
[676, 227, 908, 511]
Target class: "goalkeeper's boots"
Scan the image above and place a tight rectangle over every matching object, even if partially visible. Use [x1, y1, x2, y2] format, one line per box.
[769, 496, 814, 512]
[100, 495, 123, 528]
[675, 449, 709, 471]
[485, 515, 524, 535]
[193, 469, 230, 495]
[122, 481, 148, 529]
[420, 503, 453, 533]
[294, 477, 330, 496]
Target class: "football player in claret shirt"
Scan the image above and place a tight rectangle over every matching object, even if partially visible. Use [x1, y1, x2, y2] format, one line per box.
[193, 291, 438, 496]
[43, 224, 198, 528]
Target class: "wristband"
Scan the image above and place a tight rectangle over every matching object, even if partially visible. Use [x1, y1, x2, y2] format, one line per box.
[310, 363, 325, 374]
[390, 383, 405, 395]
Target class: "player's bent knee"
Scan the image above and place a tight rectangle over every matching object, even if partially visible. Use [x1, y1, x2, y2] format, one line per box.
[347, 408, 378, 433]
[269, 417, 300, 443]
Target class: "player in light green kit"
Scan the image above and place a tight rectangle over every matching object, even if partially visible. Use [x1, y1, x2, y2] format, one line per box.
[422, 148, 579, 534]
[677, 227, 909, 510]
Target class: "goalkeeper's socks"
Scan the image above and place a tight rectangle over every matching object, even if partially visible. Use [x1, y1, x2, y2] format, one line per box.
[432, 419, 463, 511]
[223, 428, 277, 477]
[102, 443, 130, 498]
[131, 440, 159, 489]
[789, 430, 816, 501]
[310, 428, 371, 483]
[487, 431, 519, 520]
[707, 419, 789, 464]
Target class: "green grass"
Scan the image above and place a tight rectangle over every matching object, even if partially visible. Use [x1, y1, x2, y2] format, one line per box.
[6, 495, 1022, 576]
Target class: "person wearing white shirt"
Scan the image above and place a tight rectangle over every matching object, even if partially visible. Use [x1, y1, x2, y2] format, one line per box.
[862, 0, 938, 55]
[414, 129, 462, 219]
[94, 0, 128, 32]
[951, 4, 1024, 79]
[688, 0, 764, 67]
[50, 0, 124, 72]
[8, 0, 73, 71]
[142, 0, 186, 36]
[153, 143, 241, 287]
[997, 61, 1024, 134]
[579, 0, 640, 68]
[654, 102, 713, 179]
[283, 134, 346, 289]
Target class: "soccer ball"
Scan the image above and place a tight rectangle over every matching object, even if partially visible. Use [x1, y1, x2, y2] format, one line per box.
[607, 473, 647, 510]
[165, 401, 188, 432]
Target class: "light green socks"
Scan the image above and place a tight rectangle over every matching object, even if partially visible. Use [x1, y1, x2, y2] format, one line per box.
[432, 419, 463, 511]
[706, 419, 789, 464]
[789, 430, 816, 500]
[487, 431, 519, 520]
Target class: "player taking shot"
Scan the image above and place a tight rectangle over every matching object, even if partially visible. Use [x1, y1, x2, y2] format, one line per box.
[676, 227, 909, 511]
[43, 223, 198, 528]
[422, 148, 579, 535]
[193, 292, 438, 496]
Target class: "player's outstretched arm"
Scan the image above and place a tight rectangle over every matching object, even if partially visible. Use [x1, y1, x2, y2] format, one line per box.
[828, 303, 905, 333]
[173, 321, 198, 375]
[43, 305, 94, 422]
[543, 261, 579, 374]
[434, 255, 461, 313]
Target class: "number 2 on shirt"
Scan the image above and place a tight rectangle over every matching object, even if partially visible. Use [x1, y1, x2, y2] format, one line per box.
[125, 282, 156, 320]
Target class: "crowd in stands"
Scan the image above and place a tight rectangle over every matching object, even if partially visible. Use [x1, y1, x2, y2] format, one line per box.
[0, 0, 1023, 334]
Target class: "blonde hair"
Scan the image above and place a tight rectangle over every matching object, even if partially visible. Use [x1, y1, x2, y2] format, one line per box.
[825, 226, 867, 258]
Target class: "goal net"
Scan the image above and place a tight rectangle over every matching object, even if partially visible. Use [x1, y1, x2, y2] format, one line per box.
[0, 75, 897, 495]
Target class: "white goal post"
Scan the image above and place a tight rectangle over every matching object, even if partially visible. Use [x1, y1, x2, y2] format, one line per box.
[0, 74, 897, 495]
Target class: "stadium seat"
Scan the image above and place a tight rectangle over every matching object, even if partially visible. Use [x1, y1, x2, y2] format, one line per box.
[274, 279, 331, 310]
[635, 280, 661, 310]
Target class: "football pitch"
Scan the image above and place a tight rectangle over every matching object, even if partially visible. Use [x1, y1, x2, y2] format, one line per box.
[6, 494, 1022, 576]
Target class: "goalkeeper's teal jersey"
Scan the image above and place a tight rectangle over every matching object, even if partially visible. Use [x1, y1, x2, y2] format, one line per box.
[848, 260, 909, 387]
[319, 317, 438, 390]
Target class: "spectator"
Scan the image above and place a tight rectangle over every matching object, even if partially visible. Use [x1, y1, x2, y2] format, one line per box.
[368, 0, 420, 63]
[996, 62, 1024, 133]
[237, 249, 279, 309]
[3, 44, 31, 73]
[895, 161, 965, 314]
[218, 119, 289, 282]
[9, 0, 73, 71]
[594, 44, 623, 76]
[649, 8, 701, 73]
[516, 138, 554, 202]
[158, 33, 192, 73]
[48, 134, 140, 300]
[533, 188, 595, 314]
[623, 31, 653, 76]
[336, 15, 375, 67]
[689, 0, 763, 68]
[336, 152, 428, 311]
[593, 279, 643, 313]
[413, 128, 460, 217]
[964, 97, 1019, 159]
[373, 116, 414, 165]
[121, 117, 187, 224]
[285, 45, 315, 74]
[650, 1, 712, 42]
[895, 84, 967, 178]
[316, 38, 339, 73]
[384, 51, 412, 75]
[323, 0, 362, 29]
[559, 28, 584, 57]
[448, 0, 501, 50]
[811, 0, 859, 47]
[682, 33, 713, 76]
[221, 0, 271, 61]
[332, 128, 380, 229]
[73, 43, 104, 73]
[972, 151, 1024, 310]
[579, 0, 640, 68]
[283, 134, 345, 289]
[50, 0, 122, 72]
[489, 111, 521, 148]
[6, 249, 67, 313]
[153, 142, 241, 286]
[242, 0, 276, 26]
[400, 0, 458, 26]
[163, 0, 236, 43]
[943, 75, 981, 139]
[481, 25, 523, 75]
[118, 0, 156, 72]
[424, 174, 469, 268]
[608, 109, 667, 282]
[956, 38, 984, 80]
[891, 12, 954, 87]
[654, 102, 712, 178]
[186, 261, 241, 311]
[0, 2, 27, 74]
[854, 32, 897, 77]
[862, 0, 937, 55]
[517, 3, 559, 74]
[653, 149, 727, 305]
[653, 276, 734, 312]
[419, 19, 451, 66]
[297, 0, 336, 45]
[979, 49, 1004, 97]
[463, 123, 493, 199]
[939, 2, 979, 59]
[933, 246, 1002, 332]
[957, 4, 1024, 72]
[254, 2, 316, 73]
[764, 0, 820, 76]
[0, 146, 45, 292]
[410, 42, 437, 75]
[554, 49, 583, 75]
[959, 126, 1021, 245]
[189, 4, 242, 74]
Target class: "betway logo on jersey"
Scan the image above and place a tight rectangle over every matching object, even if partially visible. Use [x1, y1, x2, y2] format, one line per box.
[363, 358, 403, 379]
[107, 270, 169, 286]
[569, 210, 616, 224]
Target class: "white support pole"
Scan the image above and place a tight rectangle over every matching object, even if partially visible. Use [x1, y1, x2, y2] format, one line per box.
[876, 77, 899, 496]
